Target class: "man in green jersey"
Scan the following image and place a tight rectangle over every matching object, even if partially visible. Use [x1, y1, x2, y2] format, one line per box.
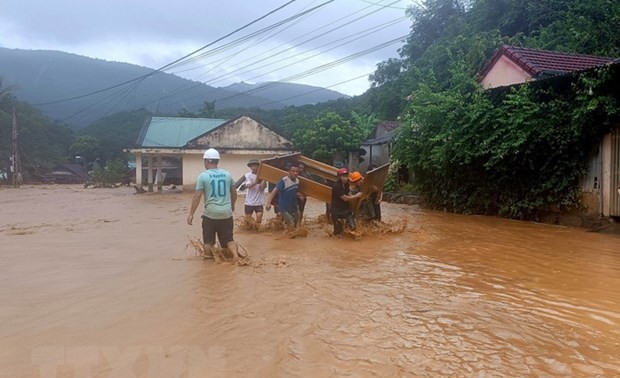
[187, 148, 239, 260]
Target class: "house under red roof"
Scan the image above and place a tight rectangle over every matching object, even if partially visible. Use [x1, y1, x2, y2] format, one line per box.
[480, 45, 616, 89]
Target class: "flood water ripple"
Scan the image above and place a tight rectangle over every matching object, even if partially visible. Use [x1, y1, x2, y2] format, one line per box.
[0, 186, 619, 377]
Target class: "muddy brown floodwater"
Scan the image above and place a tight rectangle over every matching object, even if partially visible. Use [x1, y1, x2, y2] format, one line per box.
[1, 185, 619, 377]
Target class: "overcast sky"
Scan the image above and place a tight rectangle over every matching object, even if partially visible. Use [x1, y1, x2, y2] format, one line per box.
[1, 0, 413, 96]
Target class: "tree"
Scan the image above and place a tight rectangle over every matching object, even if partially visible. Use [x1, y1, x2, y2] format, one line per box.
[0, 79, 16, 180]
[198, 101, 216, 118]
[1, 81, 74, 179]
[369, 58, 403, 87]
[350, 111, 378, 139]
[292, 111, 368, 164]
[70, 135, 101, 167]
[80, 109, 151, 162]
[400, 0, 467, 63]
[527, 0, 620, 57]
[92, 159, 129, 187]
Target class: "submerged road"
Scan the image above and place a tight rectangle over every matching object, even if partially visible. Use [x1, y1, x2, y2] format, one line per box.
[1, 186, 619, 377]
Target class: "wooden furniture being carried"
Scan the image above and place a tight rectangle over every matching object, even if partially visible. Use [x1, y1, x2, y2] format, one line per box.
[257, 153, 389, 212]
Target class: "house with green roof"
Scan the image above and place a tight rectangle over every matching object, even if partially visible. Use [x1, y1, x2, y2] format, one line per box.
[128, 115, 296, 191]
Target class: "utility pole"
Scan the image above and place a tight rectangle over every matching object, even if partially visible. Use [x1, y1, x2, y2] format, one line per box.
[11, 104, 20, 188]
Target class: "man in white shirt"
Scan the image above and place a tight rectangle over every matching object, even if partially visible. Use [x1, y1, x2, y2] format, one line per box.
[240, 159, 266, 226]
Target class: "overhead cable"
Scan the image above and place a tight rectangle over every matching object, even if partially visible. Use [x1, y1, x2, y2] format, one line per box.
[33, 0, 306, 106]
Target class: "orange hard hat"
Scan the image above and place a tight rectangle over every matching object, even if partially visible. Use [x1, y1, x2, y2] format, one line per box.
[349, 171, 363, 183]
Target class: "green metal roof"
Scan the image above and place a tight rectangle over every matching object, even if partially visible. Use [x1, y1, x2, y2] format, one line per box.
[139, 117, 227, 148]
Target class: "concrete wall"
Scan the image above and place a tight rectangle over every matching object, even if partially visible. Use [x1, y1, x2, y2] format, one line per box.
[361, 143, 391, 172]
[555, 127, 620, 220]
[481, 55, 533, 89]
[601, 128, 620, 217]
[182, 153, 281, 192]
[182, 116, 296, 191]
[192, 116, 293, 150]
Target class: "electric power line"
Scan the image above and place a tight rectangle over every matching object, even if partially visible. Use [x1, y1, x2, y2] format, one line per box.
[46, 0, 341, 124]
[252, 71, 373, 109]
[44, 0, 407, 125]
[33, 0, 304, 106]
[130, 1, 407, 114]
[203, 1, 406, 86]
[181, 34, 407, 110]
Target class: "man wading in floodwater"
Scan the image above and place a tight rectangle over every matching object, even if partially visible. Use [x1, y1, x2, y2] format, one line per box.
[265, 164, 305, 232]
[330, 167, 363, 237]
[187, 148, 240, 261]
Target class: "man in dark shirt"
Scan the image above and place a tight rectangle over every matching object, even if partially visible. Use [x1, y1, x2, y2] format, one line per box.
[330, 167, 363, 237]
[266, 165, 304, 231]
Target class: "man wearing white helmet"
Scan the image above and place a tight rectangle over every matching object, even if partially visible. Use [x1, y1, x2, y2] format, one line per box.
[187, 148, 239, 260]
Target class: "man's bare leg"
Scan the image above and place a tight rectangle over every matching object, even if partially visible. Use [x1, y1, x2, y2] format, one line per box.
[287, 219, 296, 232]
[203, 243, 218, 261]
[227, 240, 240, 260]
[295, 212, 302, 229]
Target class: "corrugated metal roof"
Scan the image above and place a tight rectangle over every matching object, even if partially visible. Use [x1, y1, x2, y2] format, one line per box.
[379, 120, 400, 132]
[481, 45, 615, 79]
[139, 117, 227, 147]
[362, 132, 396, 146]
[367, 121, 400, 139]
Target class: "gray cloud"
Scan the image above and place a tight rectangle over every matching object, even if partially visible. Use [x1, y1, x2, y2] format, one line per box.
[1, 0, 412, 95]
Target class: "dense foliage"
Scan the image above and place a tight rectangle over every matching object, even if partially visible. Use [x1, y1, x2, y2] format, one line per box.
[79, 108, 152, 162]
[366, 0, 620, 218]
[291, 111, 370, 164]
[0, 82, 75, 182]
[394, 65, 620, 218]
[91, 159, 130, 187]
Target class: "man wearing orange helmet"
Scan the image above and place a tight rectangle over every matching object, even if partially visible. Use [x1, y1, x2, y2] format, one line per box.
[350, 171, 382, 222]
[330, 167, 363, 237]
[349, 171, 364, 187]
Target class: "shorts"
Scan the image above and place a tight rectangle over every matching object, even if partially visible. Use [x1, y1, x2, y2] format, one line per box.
[281, 210, 300, 225]
[201, 215, 234, 246]
[244, 204, 264, 215]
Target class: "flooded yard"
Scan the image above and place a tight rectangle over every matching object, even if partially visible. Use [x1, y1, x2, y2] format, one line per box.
[1, 185, 619, 377]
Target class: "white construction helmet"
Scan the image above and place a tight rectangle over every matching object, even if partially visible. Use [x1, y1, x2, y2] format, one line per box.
[203, 148, 220, 160]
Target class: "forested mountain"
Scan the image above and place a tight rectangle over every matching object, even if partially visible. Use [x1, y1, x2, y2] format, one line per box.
[222, 82, 346, 107]
[0, 48, 347, 128]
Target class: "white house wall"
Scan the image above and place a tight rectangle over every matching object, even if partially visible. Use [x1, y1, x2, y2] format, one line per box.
[182, 116, 297, 191]
[182, 153, 204, 191]
[182, 152, 289, 191]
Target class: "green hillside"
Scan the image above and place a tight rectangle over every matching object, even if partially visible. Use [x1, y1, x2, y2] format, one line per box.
[222, 81, 347, 107]
[0, 48, 345, 128]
